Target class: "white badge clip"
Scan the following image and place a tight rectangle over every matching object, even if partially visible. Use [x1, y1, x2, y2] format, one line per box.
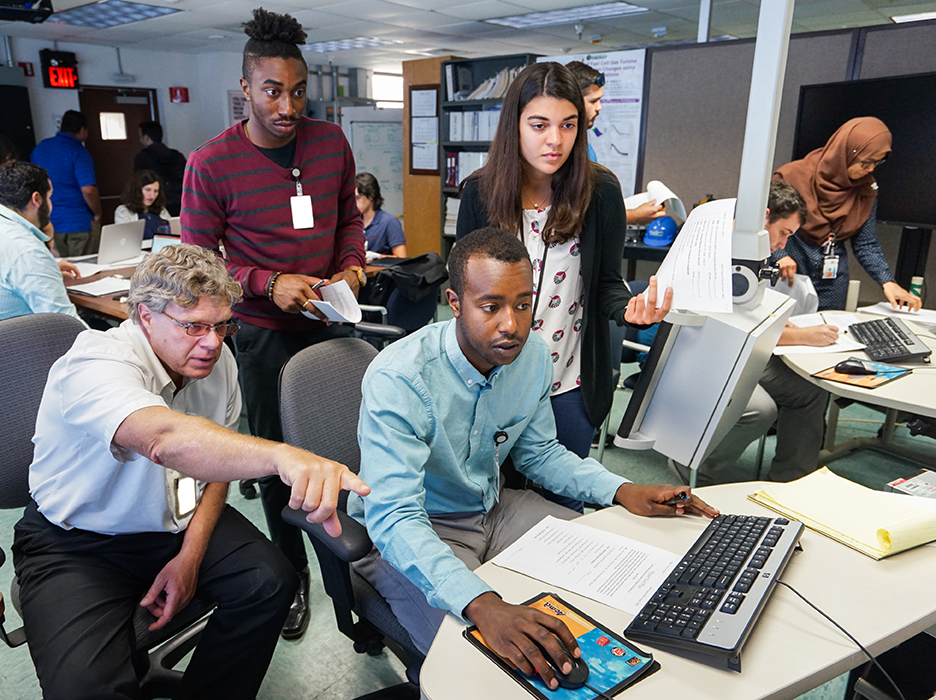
[290, 167, 314, 229]
[166, 469, 197, 519]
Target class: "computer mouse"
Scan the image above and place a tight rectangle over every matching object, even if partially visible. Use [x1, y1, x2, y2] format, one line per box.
[835, 359, 876, 375]
[531, 639, 590, 690]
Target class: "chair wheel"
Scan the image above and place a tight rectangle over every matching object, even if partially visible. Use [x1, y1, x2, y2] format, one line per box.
[239, 480, 258, 499]
[365, 639, 385, 656]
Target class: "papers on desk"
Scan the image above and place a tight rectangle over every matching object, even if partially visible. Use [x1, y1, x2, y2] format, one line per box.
[66, 254, 146, 273]
[299, 280, 362, 323]
[749, 467, 936, 559]
[650, 198, 734, 314]
[773, 312, 866, 355]
[624, 180, 687, 225]
[491, 516, 679, 615]
[67, 277, 131, 297]
[858, 303, 936, 332]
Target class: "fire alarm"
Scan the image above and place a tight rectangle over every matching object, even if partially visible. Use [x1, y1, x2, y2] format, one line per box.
[169, 87, 189, 103]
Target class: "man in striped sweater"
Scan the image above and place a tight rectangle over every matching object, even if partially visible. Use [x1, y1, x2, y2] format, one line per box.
[181, 8, 365, 640]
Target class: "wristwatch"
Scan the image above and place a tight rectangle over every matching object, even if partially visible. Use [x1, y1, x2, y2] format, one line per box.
[345, 265, 367, 286]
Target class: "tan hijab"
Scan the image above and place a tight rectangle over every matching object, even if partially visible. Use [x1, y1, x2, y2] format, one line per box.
[775, 117, 891, 245]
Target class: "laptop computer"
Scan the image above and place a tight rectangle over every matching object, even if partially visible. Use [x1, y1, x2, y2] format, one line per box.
[77, 220, 146, 265]
[168, 216, 181, 236]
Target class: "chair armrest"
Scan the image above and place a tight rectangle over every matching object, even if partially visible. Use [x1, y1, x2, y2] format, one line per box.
[281, 507, 373, 563]
[356, 321, 407, 341]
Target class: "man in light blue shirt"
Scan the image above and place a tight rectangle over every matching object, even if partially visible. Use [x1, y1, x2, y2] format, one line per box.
[350, 227, 717, 688]
[0, 161, 85, 325]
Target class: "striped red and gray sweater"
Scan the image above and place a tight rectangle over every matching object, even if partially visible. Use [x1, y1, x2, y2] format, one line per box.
[181, 117, 365, 331]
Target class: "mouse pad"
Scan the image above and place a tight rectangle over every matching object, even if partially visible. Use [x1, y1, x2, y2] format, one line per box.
[463, 592, 660, 699]
[813, 358, 911, 389]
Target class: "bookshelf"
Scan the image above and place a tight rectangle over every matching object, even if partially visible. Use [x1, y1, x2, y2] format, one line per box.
[440, 53, 538, 259]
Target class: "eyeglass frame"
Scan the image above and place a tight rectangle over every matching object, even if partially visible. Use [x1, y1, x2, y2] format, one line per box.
[859, 154, 888, 170]
[162, 311, 240, 338]
[579, 73, 605, 91]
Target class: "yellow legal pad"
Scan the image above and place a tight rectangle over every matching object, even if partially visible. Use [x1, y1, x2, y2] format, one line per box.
[748, 467, 936, 559]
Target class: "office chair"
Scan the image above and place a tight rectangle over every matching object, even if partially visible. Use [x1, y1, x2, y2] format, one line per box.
[279, 337, 422, 700]
[0, 313, 214, 700]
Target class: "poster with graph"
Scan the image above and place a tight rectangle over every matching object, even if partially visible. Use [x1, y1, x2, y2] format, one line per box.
[539, 50, 646, 198]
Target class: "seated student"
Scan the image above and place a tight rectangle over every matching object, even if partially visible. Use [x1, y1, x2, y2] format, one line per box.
[349, 227, 717, 686]
[0, 161, 85, 325]
[12, 244, 369, 700]
[355, 172, 406, 257]
[114, 169, 171, 239]
[671, 181, 833, 486]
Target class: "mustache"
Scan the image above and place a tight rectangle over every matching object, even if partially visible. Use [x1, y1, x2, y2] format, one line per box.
[275, 117, 300, 124]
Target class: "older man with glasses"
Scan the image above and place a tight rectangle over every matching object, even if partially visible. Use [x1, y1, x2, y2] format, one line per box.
[12, 243, 369, 700]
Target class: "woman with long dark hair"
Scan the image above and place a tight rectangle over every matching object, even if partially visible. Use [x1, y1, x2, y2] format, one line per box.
[456, 62, 670, 511]
[115, 169, 170, 239]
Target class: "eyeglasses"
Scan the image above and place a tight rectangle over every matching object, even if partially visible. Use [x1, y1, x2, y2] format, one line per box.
[580, 73, 605, 90]
[163, 312, 240, 338]
[859, 154, 888, 170]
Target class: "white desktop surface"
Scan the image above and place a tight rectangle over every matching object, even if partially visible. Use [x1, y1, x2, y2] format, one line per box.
[419, 482, 936, 700]
[780, 314, 936, 418]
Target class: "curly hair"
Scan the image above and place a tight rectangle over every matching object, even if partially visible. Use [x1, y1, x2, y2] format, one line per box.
[242, 7, 307, 80]
[120, 169, 166, 215]
[127, 244, 243, 323]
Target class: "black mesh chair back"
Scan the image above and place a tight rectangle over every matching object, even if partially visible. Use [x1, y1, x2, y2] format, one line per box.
[0, 314, 84, 509]
[279, 337, 422, 696]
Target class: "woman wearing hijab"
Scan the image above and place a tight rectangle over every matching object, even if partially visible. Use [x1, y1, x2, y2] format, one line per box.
[772, 116, 920, 312]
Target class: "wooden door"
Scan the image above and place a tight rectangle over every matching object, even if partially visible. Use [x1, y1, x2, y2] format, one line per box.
[78, 86, 158, 224]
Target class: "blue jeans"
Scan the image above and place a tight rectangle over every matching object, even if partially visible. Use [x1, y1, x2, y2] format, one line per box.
[540, 388, 593, 513]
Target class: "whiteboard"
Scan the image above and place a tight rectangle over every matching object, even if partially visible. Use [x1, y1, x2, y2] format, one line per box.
[350, 121, 404, 217]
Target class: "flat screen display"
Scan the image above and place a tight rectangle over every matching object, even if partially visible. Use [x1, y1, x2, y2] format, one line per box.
[792, 72, 936, 229]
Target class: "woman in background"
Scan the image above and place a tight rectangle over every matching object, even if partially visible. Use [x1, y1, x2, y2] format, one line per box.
[456, 62, 670, 512]
[356, 172, 406, 257]
[773, 116, 920, 312]
[115, 169, 170, 239]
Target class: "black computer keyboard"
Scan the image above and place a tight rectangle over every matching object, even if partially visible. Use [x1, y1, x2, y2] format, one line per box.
[624, 514, 803, 660]
[849, 317, 932, 362]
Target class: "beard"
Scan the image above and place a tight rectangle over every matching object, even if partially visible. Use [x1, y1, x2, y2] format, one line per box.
[37, 196, 51, 230]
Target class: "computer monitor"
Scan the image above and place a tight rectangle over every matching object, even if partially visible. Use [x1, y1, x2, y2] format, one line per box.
[615, 288, 795, 479]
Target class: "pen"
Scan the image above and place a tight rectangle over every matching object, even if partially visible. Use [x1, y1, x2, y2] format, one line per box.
[310, 279, 326, 292]
[662, 492, 689, 506]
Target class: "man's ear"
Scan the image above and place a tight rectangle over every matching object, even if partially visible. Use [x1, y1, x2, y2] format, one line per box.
[137, 303, 155, 334]
[29, 190, 43, 210]
[239, 76, 250, 100]
[445, 288, 461, 319]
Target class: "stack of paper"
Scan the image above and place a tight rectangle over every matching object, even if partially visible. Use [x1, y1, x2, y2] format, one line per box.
[300, 280, 362, 323]
[749, 467, 936, 559]
[443, 197, 460, 237]
[67, 277, 131, 297]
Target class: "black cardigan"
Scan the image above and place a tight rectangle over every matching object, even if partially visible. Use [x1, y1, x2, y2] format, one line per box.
[456, 169, 635, 428]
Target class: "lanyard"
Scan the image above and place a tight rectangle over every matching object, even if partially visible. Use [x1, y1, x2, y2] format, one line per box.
[530, 239, 550, 326]
[290, 167, 302, 197]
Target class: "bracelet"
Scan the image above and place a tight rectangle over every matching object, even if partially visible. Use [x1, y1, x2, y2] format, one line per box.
[345, 265, 367, 287]
[266, 271, 283, 302]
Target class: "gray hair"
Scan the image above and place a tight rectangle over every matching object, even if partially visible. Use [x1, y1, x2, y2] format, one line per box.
[127, 244, 243, 323]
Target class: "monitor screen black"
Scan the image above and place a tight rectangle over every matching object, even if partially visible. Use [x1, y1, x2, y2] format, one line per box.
[792, 72, 936, 229]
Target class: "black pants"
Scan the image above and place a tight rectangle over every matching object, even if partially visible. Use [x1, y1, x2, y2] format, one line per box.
[233, 320, 354, 572]
[12, 503, 297, 700]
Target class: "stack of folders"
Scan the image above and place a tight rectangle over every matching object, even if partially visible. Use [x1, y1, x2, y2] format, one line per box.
[749, 467, 936, 559]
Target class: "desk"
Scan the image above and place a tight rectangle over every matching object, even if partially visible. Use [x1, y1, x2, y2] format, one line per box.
[623, 237, 669, 281]
[780, 314, 936, 467]
[419, 482, 936, 700]
[66, 265, 386, 324]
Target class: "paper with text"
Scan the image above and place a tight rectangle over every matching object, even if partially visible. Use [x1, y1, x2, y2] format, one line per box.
[491, 516, 679, 615]
[624, 180, 687, 225]
[300, 280, 362, 323]
[774, 312, 866, 355]
[651, 198, 734, 313]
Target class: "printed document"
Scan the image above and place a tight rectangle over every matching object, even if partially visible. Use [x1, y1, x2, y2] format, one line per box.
[624, 180, 687, 225]
[773, 312, 866, 355]
[492, 516, 679, 615]
[300, 280, 362, 323]
[651, 198, 735, 314]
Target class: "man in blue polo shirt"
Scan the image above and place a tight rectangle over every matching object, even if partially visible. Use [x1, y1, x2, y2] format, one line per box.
[31, 110, 102, 257]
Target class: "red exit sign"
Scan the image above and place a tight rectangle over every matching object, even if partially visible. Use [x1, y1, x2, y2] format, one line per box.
[48, 66, 77, 88]
[39, 49, 79, 90]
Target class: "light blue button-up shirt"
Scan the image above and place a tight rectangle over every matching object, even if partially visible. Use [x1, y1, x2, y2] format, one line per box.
[0, 204, 85, 324]
[349, 319, 628, 619]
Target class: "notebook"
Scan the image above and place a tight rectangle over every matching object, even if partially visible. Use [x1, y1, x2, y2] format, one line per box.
[749, 467, 936, 559]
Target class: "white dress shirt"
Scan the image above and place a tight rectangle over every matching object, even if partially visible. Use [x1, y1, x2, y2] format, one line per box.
[29, 319, 241, 535]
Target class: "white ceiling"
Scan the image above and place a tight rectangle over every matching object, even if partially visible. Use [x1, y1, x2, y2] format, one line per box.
[2, 0, 935, 72]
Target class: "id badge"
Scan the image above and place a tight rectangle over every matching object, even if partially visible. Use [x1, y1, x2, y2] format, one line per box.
[822, 255, 839, 280]
[166, 469, 197, 519]
[291, 195, 315, 229]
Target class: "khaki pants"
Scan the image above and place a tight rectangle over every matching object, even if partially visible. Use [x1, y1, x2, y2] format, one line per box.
[53, 221, 101, 257]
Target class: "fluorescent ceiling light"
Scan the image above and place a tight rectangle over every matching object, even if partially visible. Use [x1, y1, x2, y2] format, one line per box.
[300, 37, 397, 52]
[485, 2, 649, 29]
[49, 0, 178, 28]
[890, 11, 936, 23]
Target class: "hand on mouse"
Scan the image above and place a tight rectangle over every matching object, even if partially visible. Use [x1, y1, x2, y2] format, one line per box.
[464, 592, 580, 690]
